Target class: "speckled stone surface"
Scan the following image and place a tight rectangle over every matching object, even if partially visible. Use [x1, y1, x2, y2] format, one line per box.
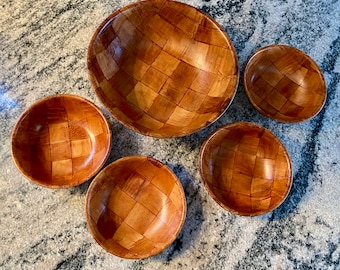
[1, 0, 339, 269]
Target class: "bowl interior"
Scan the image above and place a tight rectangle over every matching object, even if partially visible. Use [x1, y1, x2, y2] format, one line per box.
[199, 122, 292, 216]
[88, 0, 238, 137]
[244, 44, 326, 123]
[11, 95, 111, 188]
[85, 156, 186, 259]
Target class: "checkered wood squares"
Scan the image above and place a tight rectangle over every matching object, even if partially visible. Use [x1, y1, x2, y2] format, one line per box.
[11, 95, 111, 188]
[88, 0, 238, 137]
[86, 156, 186, 259]
[244, 44, 326, 123]
[199, 122, 292, 216]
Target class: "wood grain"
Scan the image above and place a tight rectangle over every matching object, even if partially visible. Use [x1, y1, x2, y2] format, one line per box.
[244, 44, 326, 123]
[11, 94, 112, 188]
[85, 156, 186, 259]
[199, 122, 292, 216]
[87, 0, 238, 137]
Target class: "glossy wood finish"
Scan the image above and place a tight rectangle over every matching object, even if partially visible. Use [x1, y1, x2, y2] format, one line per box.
[11, 94, 112, 188]
[85, 156, 186, 259]
[244, 44, 326, 123]
[87, 0, 238, 138]
[199, 122, 292, 216]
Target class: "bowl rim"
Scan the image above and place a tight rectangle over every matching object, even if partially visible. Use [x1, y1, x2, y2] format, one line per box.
[243, 43, 327, 123]
[87, 0, 239, 138]
[11, 94, 112, 189]
[85, 155, 187, 259]
[198, 121, 293, 216]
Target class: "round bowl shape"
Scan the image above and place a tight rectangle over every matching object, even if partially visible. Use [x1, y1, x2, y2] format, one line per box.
[87, 0, 238, 138]
[11, 94, 112, 188]
[85, 156, 186, 259]
[199, 122, 292, 216]
[244, 44, 326, 123]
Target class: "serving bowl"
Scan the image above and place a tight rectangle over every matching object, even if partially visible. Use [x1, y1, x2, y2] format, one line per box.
[199, 122, 292, 216]
[85, 156, 186, 259]
[244, 44, 326, 123]
[11, 94, 112, 188]
[87, 0, 238, 138]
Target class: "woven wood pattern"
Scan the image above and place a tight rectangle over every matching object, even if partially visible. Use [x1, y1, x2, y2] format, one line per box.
[199, 122, 292, 216]
[85, 156, 186, 259]
[244, 44, 326, 123]
[87, 0, 238, 138]
[11, 94, 112, 188]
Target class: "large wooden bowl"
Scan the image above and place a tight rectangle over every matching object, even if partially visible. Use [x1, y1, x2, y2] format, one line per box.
[199, 122, 292, 216]
[87, 0, 238, 138]
[244, 44, 326, 123]
[85, 156, 186, 259]
[11, 94, 112, 188]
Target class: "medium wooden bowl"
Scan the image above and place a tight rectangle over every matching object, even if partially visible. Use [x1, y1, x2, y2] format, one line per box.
[87, 0, 238, 138]
[85, 156, 186, 259]
[199, 122, 292, 216]
[244, 44, 326, 123]
[11, 94, 112, 188]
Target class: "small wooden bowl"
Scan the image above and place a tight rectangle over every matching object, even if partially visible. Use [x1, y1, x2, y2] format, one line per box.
[244, 44, 326, 123]
[199, 122, 292, 216]
[11, 94, 112, 188]
[85, 156, 186, 259]
[87, 0, 238, 138]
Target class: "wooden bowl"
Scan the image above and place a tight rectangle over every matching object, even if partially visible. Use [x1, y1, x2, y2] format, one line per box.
[199, 122, 292, 216]
[11, 94, 112, 188]
[85, 156, 186, 259]
[87, 0, 238, 138]
[244, 44, 326, 123]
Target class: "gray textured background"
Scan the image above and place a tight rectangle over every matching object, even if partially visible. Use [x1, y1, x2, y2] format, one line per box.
[1, 0, 339, 269]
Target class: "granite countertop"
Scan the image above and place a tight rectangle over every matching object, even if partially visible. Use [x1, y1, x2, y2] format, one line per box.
[1, 0, 339, 269]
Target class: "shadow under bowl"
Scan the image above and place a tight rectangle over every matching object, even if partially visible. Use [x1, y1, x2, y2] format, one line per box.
[87, 0, 238, 138]
[11, 94, 112, 188]
[243, 44, 326, 123]
[199, 122, 293, 216]
[85, 156, 186, 259]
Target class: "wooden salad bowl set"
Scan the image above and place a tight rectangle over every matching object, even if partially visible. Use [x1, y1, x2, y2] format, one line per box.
[11, 0, 326, 259]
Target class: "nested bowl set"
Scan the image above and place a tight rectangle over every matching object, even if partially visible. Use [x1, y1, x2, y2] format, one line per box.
[10, 0, 326, 260]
